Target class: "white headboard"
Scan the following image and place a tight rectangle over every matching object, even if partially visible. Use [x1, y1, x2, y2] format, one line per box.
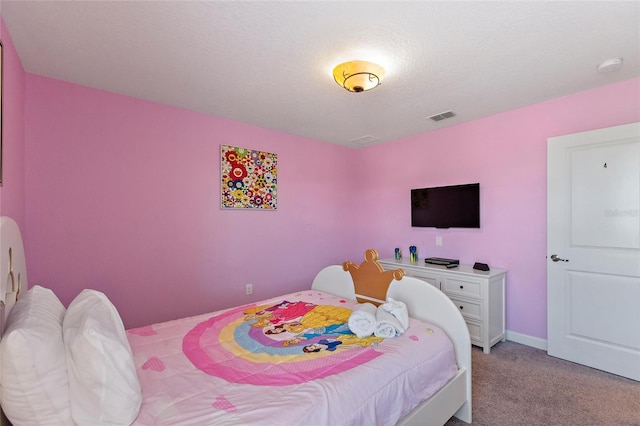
[0, 217, 27, 332]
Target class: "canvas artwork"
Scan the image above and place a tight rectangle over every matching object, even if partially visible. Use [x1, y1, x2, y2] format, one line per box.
[221, 145, 277, 209]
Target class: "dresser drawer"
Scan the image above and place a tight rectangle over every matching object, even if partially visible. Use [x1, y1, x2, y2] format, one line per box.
[449, 297, 482, 321]
[404, 272, 439, 289]
[466, 320, 483, 343]
[442, 278, 482, 299]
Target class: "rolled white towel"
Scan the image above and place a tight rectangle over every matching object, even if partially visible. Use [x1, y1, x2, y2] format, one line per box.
[348, 303, 378, 338]
[374, 307, 404, 338]
[381, 297, 409, 330]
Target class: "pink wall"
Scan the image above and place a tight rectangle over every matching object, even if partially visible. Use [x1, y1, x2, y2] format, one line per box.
[0, 17, 26, 229]
[14, 18, 640, 339]
[24, 75, 361, 328]
[354, 77, 640, 339]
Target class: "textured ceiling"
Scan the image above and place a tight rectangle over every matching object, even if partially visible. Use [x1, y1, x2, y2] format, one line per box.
[2, 1, 639, 148]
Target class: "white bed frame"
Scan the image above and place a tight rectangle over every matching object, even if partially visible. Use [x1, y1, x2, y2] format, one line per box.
[313, 265, 472, 425]
[0, 217, 28, 426]
[0, 217, 26, 333]
[0, 216, 471, 425]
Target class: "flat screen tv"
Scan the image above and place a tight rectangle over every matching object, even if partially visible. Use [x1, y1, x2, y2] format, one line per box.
[411, 183, 480, 228]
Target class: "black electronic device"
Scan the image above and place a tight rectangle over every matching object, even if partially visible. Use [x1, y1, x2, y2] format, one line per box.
[425, 257, 460, 266]
[445, 263, 459, 269]
[473, 262, 490, 271]
[411, 183, 480, 228]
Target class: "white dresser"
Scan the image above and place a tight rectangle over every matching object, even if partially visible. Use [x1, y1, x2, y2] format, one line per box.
[378, 258, 506, 354]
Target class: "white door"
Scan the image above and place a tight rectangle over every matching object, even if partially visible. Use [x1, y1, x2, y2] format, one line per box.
[547, 122, 640, 381]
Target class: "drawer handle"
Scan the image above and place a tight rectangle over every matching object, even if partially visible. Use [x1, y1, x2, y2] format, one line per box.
[459, 285, 464, 289]
[459, 306, 463, 310]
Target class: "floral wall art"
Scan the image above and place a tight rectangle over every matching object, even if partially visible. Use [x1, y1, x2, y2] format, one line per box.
[221, 145, 277, 209]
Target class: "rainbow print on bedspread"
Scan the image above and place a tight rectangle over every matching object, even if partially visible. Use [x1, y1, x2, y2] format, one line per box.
[182, 298, 384, 385]
[127, 291, 458, 426]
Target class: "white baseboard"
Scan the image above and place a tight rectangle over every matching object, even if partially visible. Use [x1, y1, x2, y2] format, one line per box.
[505, 330, 548, 351]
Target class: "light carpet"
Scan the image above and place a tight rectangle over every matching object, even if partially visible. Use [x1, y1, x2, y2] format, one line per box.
[445, 341, 640, 426]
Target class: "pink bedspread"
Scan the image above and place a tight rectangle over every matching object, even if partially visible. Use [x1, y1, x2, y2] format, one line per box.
[128, 290, 457, 425]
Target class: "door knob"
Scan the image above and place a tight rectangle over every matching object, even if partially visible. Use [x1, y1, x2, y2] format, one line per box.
[550, 254, 569, 262]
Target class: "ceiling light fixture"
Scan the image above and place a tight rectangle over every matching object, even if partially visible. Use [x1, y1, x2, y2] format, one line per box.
[333, 60, 385, 93]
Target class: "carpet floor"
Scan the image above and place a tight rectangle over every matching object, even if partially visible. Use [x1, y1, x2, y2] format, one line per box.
[444, 341, 640, 426]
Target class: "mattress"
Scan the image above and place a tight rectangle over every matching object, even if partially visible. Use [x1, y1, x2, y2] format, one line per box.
[128, 290, 457, 426]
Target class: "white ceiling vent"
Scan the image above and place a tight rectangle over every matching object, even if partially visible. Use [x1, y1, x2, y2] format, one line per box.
[429, 111, 456, 122]
[349, 135, 381, 146]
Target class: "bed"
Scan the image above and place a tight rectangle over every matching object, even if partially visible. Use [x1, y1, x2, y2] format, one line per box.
[0, 216, 471, 426]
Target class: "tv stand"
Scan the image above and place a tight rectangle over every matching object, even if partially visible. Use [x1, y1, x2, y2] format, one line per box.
[378, 258, 506, 354]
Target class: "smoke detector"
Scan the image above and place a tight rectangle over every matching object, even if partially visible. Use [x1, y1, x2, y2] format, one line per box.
[597, 58, 623, 73]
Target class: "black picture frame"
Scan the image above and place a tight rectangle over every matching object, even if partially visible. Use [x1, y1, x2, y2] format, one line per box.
[0, 40, 3, 185]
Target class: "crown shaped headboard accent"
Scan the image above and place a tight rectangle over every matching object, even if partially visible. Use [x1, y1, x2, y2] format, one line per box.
[342, 249, 404, 306]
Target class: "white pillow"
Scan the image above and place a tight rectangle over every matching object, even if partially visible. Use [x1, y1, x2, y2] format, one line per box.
[0, 285, 74, 425]
[63, 289, 142, 425]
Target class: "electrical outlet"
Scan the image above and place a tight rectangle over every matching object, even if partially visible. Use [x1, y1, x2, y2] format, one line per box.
[436, 236, 443, 247]
[245, 283, 253, 295]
